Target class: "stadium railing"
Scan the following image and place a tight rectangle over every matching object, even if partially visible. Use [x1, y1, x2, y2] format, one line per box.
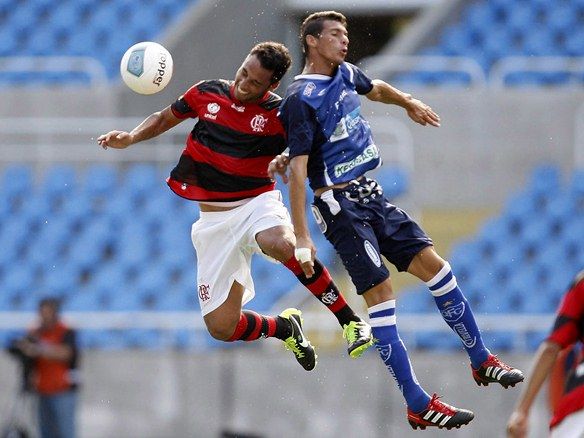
[0, 56, 108, 86]
[0, 310, 554, 352]
[490, 56, 584, 88]
[363, 54, 487, 88]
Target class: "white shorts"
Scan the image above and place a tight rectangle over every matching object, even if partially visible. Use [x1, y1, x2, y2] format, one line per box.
[550, 409, 584, 438]
[191, 190, 292, 316]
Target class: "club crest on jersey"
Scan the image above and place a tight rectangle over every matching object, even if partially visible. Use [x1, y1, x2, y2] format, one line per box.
[250, 114, 267, 132]
[303, 82, 316, 96]
[204, 102, 220, 120]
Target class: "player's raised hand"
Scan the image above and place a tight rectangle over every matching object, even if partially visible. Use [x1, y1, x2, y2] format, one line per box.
[405, 98, 441, 127]
[97, 131, 134, 150]
[268, 153, 290, 184]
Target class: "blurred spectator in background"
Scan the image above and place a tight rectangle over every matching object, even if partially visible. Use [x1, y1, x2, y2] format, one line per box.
[507, 270, 584, 438]
[8, 297, 80, 438]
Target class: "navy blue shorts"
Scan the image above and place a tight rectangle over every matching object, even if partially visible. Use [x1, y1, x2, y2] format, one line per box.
[311, 178, 432, 295]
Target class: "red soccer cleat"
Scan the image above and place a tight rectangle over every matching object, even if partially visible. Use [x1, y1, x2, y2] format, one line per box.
[407, 394, 474, 430]
[472, 354, 524, 389]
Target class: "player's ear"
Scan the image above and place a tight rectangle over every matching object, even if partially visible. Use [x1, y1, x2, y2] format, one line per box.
[306, 34, 318, 50]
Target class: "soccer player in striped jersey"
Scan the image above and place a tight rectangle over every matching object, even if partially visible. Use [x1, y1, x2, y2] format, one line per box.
[508, 270, 584, 438]
[277, 11, 523, 428]
[97, 42, 373, 371]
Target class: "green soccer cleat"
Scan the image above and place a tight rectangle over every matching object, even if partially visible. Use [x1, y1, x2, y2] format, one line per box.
[280, 308, 317, 371]
[342, 319, 374, 358]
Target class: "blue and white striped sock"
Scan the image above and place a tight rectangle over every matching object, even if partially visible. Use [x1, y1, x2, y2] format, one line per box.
[426, 262, 489, 368]
[369, 300, 430, 413]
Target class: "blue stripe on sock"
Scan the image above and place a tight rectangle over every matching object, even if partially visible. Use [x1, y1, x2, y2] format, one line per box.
[428, 270, 453, 291]
[369, 307, 395, 319]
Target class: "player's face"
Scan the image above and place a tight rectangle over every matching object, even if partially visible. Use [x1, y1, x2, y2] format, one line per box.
[233, 55, 276, 103]
[313, 20, 349, 66]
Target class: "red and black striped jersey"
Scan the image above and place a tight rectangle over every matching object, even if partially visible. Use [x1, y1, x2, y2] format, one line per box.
[547, 270, 584, 428]
[167, 79, 286, 202]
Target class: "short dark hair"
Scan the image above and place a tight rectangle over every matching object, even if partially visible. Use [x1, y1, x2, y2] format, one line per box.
[250, 41, 292, 84]
[300, 11, 348, 55]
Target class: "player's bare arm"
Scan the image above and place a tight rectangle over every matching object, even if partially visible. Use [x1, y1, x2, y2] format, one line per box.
[97, 105, 182, 149]
[366, 79, 441, 128]
[289, 155, 316, 277]
[268, 152, 290, 183]
[507, 341, 562, 438]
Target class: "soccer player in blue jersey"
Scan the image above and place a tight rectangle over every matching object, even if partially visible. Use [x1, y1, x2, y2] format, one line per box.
[277, 11, 524, 429]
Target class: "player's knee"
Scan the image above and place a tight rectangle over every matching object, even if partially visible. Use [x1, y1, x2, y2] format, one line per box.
[206, 323, 235, 341]
[205, 318, 237, 341]
[262, 235, 295, 262]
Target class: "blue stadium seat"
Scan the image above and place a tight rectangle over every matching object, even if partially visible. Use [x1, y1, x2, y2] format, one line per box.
[42, 164, 77, 199]
[1, 164, 34, 200]
[397, 285, 433, 313]
[83, 164, 119, 198]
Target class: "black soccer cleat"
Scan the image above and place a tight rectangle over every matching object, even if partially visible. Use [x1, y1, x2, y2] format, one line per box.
[280, 308, 317, 371]
[407, 394, 474, 430]
[472, 354, 524, 389]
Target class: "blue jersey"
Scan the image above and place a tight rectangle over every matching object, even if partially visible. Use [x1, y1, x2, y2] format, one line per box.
[279, 62, 380, 191]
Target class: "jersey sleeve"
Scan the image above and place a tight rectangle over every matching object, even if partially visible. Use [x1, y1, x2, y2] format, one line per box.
[278, 93, 317, 159]
[547, 279, 584, 348]
[347, 63, 374, 95]
[170, 82, 202, 119]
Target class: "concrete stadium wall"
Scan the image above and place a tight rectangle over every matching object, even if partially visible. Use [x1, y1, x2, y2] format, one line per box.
[0, 349, 548, 438]
[362, 88, 583, 208]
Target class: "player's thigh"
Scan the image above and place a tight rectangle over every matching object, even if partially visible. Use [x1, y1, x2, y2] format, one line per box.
[203, 281, 245, 339]
[312, 196, 389, 294]
[378, 203, 433, 273]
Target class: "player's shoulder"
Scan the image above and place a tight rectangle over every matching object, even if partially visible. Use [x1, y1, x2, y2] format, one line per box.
[283, 76, 328, 109]
[192, 79, 231, 97]
[259, 91, 282, 111]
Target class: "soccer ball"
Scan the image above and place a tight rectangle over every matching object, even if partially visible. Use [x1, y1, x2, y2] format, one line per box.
[120, 41, 173, 95]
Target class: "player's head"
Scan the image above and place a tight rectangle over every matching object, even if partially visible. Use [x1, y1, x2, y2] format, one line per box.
[233, 42, 292, 103]
[300, 11, 348, 65]
[39, 297, 61, 328]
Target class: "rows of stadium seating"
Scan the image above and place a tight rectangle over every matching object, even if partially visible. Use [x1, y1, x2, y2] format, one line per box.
[395, 0, 584, 87]
[0, 162, 408, 349]
[2, 0, 582, 87]
[399, 164, 584, 351]
[0, 0, 196, 85]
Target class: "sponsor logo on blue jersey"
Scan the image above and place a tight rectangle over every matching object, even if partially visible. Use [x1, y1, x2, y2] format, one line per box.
[333, 144, 379, 178]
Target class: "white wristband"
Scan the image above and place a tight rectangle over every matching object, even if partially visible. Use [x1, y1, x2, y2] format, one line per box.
[294, 247, 312, 264]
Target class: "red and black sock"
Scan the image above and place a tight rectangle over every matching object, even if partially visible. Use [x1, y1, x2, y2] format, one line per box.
[227, 310, 291, 342]
[284, 256, 359, 327]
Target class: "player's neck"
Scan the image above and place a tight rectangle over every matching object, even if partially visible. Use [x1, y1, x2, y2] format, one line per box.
[302, 58, 338, 76]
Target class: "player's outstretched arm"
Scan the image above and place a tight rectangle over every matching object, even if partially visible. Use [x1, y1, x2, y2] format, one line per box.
[97, 106, 182, 150]
[365, 79, 440, 127]
[506, 340, 562, 438]
[289, 155, 316, 278]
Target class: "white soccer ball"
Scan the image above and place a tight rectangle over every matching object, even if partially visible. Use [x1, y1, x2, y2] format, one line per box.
[120, 41, 173, 95]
